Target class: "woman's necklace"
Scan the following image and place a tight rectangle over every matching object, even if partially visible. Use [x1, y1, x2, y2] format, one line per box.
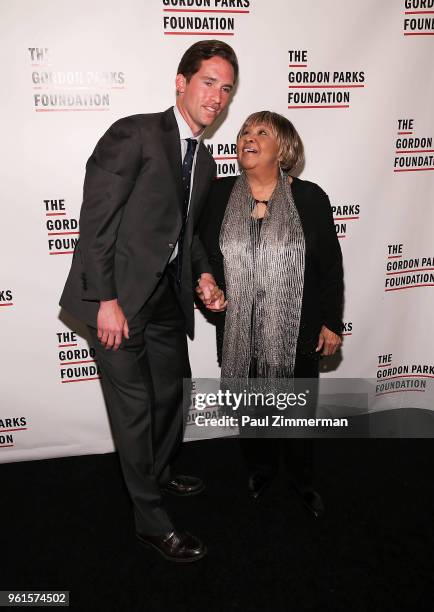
[250, 180, 278, 220]
[251, 198, 269, 220]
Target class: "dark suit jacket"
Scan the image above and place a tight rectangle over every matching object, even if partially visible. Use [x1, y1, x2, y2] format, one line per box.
[198, 175, 344, 359]
[60, 108, 215, 338]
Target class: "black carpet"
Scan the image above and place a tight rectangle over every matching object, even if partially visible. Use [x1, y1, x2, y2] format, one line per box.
[2, 438, 434, 612]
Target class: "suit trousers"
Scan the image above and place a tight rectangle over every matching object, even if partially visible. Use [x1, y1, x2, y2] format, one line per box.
[87, 270, 191, 536]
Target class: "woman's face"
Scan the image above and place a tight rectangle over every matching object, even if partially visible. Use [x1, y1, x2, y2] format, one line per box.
[237, 123, 280, 173]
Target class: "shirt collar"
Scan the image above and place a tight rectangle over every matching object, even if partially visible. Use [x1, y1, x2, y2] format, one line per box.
[173, 105, 203, 144]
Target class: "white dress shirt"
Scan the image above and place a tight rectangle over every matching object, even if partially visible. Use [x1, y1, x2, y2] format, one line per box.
[169, 105, 204, 262]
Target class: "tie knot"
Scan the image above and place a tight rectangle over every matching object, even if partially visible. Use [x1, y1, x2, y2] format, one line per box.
[186, 138, 198, 155]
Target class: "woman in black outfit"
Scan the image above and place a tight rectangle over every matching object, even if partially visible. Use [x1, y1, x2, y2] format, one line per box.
[198, 111, 344, 516]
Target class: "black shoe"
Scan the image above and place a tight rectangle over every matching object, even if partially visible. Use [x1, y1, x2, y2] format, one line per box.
[137, 530, 207, 563]
[164, 475, 204, 496]
[294, 486, 324, 518]
[247, 472, 273, 500]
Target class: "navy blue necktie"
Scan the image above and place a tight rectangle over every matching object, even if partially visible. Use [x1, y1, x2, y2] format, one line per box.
[176, 137, 198, 284]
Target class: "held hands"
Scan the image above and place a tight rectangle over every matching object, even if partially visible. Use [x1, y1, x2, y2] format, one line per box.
[316, 325, 342, 356]
[97, 275, 225, 351]
[196, 273, 227, 312]
[97, 299, 130, 350]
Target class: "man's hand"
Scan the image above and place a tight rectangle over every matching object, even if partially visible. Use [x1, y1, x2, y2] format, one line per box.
[97, 299, 130, 351]
[196, 273, 227, 311]
[207, 291, 227, 311]
[316, 325, 342, 356]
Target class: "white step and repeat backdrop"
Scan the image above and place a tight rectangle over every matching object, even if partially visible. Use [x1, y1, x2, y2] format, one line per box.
[1, 0, 433, 462]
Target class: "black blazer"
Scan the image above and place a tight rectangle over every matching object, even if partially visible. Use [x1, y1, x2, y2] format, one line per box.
[198, 175, 344, 356]
[60, 108, 215, 338]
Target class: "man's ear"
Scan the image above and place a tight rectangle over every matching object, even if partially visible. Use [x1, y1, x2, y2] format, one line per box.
[175, 73, 187, 95]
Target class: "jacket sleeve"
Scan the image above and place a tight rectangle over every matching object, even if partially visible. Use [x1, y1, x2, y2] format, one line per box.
[197, 179, 229, 293]
[191, 234, 212, 281]
[197, 178, 231, 366]
[314, 185, 344, 334]
[79, 118, 143, 301]
[190, 156, 217, 281]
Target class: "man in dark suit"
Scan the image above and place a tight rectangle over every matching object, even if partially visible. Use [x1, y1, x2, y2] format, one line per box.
[60, 40, 237, 562]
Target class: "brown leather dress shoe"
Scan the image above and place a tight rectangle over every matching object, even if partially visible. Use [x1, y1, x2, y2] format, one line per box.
[164, 475, 204, 496]
[137, 530, 207, 563]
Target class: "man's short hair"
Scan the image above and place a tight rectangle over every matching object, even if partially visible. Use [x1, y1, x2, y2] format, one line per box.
[177, 40, 239, 83]
[237, 111, 304, 172]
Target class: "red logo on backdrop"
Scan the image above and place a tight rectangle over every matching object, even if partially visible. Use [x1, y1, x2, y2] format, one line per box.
[342, 321, 353, 338]
[29, 48, 125, 112]
[0, 290, 14, 308]
[206, 142, 239, 177]
[331, 203, 360, 240]
[394, 119, 434, 173]
[287, 50, 365, 110]
[403, 1, 434, 35]
[44, 199, 79, 256]
[57, 332, 100, 384]
[376, 353, 434, 397]
[0, 417, 28, 450]
[161, 0, 251, 36]
[385, 244, 434, 292]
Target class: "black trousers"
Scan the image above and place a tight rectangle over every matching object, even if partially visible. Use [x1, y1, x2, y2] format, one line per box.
[240, 352, 320, 489]
[88, 271, 190, 536]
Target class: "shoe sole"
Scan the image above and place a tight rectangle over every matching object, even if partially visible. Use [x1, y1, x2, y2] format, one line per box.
[137, 535, 207, 563]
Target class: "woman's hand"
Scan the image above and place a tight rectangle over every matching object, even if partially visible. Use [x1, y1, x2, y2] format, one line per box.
[207, 292, 228, 311]
[195, 278, 227, 311]
[316, 325, 341, 356]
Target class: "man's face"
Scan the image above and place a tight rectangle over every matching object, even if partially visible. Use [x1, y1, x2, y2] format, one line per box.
[176, 56, 235, 135]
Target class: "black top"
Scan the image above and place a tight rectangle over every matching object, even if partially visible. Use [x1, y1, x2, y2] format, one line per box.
[198, 175, 344, 358]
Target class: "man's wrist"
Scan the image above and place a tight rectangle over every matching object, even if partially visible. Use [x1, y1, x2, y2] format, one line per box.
[197, 272, 215, 284]
[100, 298, 119, 309]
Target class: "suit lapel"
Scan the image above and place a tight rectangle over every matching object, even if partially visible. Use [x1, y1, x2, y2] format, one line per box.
[161, 107, 184, 206]
[161, 108, 214, 216]
[189, 142, 212, 218]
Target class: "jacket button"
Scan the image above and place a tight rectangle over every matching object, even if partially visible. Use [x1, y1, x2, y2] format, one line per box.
[156, 272, 162, 278]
